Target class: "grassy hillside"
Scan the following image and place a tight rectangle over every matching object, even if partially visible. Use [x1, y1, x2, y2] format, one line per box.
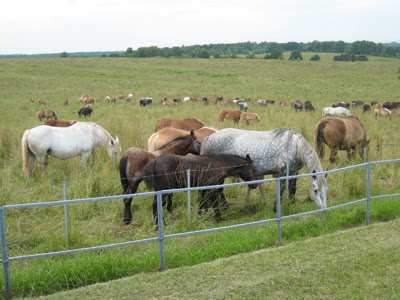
[0, 56, 399, 297]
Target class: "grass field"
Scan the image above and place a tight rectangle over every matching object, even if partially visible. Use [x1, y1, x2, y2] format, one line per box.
[0, 54, 399, 297]
[25, 218, 400, 299]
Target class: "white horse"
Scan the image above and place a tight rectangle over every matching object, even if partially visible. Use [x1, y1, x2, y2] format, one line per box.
[183, 96, 190, 102]
[322, 107, 351, 117]
[201, 128, 328, 210]
[22, 122, 121, 178]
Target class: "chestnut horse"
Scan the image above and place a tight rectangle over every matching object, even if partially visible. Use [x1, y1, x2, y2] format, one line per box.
[218, 110, 242, 123]
[42, 120, 78, 127]
[239, 112, 261, 124]
[147, 127, 217, 152]
[143, 153, 258, 224]
[37, 109, 58, 121]
[154, 117, 205, 132]
[314, 116, 370, 164]
[119, 131, 202, 225]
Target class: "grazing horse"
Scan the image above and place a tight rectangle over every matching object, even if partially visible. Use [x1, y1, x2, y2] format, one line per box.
[322, 107, 351, 117]
[218, 110, 242, 123]
[155, 117, 205, 132]
[64, 99, 69, 105]
[239, 112, 261, 124]
[22, 122, 121, 178]
[238, 102, 248, 112]
[147, 127, 217, 152]
[374, 108, 391, 119]
[314, 116, 370, 164]
[201, 128, 328, 211]
[143, 154, 258, 224]
[119, 131, 202, 225]
[37, 109, 58, 121]
[38, 99, 46, 105]
[78, 106, 93, 118]
[42, 120, 78, 127]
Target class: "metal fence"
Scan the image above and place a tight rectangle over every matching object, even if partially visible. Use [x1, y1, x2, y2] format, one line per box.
[1, 158, 400, 299]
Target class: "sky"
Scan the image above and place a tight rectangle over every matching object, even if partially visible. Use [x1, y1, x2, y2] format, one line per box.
[1, 0, 399, 55]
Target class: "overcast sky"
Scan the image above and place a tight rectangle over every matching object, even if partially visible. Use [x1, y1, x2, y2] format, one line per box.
[1, 0, 399, 55]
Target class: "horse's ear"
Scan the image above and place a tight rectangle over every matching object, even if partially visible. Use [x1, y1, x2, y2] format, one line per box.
[246, 154, 251, 163]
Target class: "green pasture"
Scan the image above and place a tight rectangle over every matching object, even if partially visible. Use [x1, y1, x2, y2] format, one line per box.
[0, 56, 399, 298]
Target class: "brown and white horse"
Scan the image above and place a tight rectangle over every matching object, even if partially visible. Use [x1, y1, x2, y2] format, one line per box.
[374, 108, 391, 119]
[37, 109, 58, 121]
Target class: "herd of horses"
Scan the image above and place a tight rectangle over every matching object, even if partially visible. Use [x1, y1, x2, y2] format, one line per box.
[24, 95, 391, 226]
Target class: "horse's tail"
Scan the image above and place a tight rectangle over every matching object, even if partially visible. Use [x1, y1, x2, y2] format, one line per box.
[21, 129, 32, 178]
[314, 121, 327, 158]
[119, 156, 130, 194]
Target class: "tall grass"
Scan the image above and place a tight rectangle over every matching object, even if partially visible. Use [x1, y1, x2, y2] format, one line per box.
[0, 56, 399, 297]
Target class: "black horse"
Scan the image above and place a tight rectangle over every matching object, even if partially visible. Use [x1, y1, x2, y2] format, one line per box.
[143, 153, 258, 224]
[78, 107, 93, 118]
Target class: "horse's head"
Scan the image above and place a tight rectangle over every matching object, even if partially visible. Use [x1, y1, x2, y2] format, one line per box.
[107, 136, 122, 163]
[189, 130, 202, 155]
[310, 170, 328, 209]
[240, 154, 258, 190]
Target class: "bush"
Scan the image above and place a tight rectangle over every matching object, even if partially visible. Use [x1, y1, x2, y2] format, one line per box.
[310, 54, 321, 61]
[289, 50, 303, 61]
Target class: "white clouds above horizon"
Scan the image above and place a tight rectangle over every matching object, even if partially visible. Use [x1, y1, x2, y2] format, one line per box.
[1, 0, 399, 54]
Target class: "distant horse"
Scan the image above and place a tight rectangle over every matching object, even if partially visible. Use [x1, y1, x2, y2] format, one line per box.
[155, 117, 205, 132]
[42, 120, 78, 127]
[239, 112, 261, 124]
[201, 128, 328, 211]
[218, 110, 242, 123]
[238, 102, 248, 112]
[374, 108, 391, 119]
[37, 109, 58, 121]
[293, 101, 303, 112]
[29, 98, 34, 104]
[22, 122, 121, 178]
[314, 116, 370, 164]
[143, 153, 258, 224]
[38, 99, 46, 105]
[147, 127, 217, 152]
[322, 107, 351, 117]
[64, 99, 69, 105]
[78, 106, 93, 118]
[119, 131, 202, 225]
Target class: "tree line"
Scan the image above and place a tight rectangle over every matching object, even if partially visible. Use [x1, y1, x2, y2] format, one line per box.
[114, 40, 399, 60]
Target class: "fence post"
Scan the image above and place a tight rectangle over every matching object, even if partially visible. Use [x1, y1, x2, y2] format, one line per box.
[0, 207, 12, 300]
[363, 147, 367, 197]
[156, 192, 166, 271]
[286, 159, 290, 201]
[187, 169, 191, 229]
[63, 182, 69, 245]
[366, 163, 371, 225]
[276, 179, 282, 246]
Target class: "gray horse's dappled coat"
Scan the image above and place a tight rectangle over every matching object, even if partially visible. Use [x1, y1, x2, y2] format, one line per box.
[201, 128, 328, 209]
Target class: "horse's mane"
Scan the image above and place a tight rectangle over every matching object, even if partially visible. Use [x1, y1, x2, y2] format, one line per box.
[157, 133, 193, 150]
[87, 122, 115, 142]
[294, 132, 323, 173]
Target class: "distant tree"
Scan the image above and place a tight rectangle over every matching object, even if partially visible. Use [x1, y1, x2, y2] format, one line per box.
[101, 54, 107, 57]
[383, 46, 396, 57]
[213, 52, 221, 59]
[109, 53, 120, 57]
[171, 46, 184, 57]
[264, 48, 283, 60]
[310, 54, 321, 61]
[246, 52, 256, 59]
[197, 48, 210, 59]
[125, 47, 134, 56]
[333, 41, 346, 53]
[289, 50, 303, 61]
[60, 52, 69, 58]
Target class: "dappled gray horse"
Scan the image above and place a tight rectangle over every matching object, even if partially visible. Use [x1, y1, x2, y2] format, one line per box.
[201, 128, 328, 210]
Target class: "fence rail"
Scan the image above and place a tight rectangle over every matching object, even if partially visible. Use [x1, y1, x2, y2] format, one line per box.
[1, 158, 400, 299]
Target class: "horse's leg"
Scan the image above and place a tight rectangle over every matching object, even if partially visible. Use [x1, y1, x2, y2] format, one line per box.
[165, 193, 173, 213]
[244, 176, 266, 202]
[288, 171, 299, 203]
[36, 154, 46, 172]
[123, 179, 141, 225]
[220, 192, 229, 210]
[28, 152, 36, 177]
[329, 146, 338, 164]
[80, 151, 92, 166]
[212, 189, 223, 222]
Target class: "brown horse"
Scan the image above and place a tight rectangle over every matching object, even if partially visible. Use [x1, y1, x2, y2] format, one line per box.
[154, 117, 205, 132]
[218, 110, 242, 123]
[119, 131, 202, 225]
[143, 153, 258, 224]
[38, 99, 46, 105]
[374, 108, 391, 119]
[314, 116, 370, 163]
[147, 127, 217, 152]
[64, 99, 69, 105]
[42, 120, 78, 127]
[37, 109, 58, 121]
[239, 112, 261, 124]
